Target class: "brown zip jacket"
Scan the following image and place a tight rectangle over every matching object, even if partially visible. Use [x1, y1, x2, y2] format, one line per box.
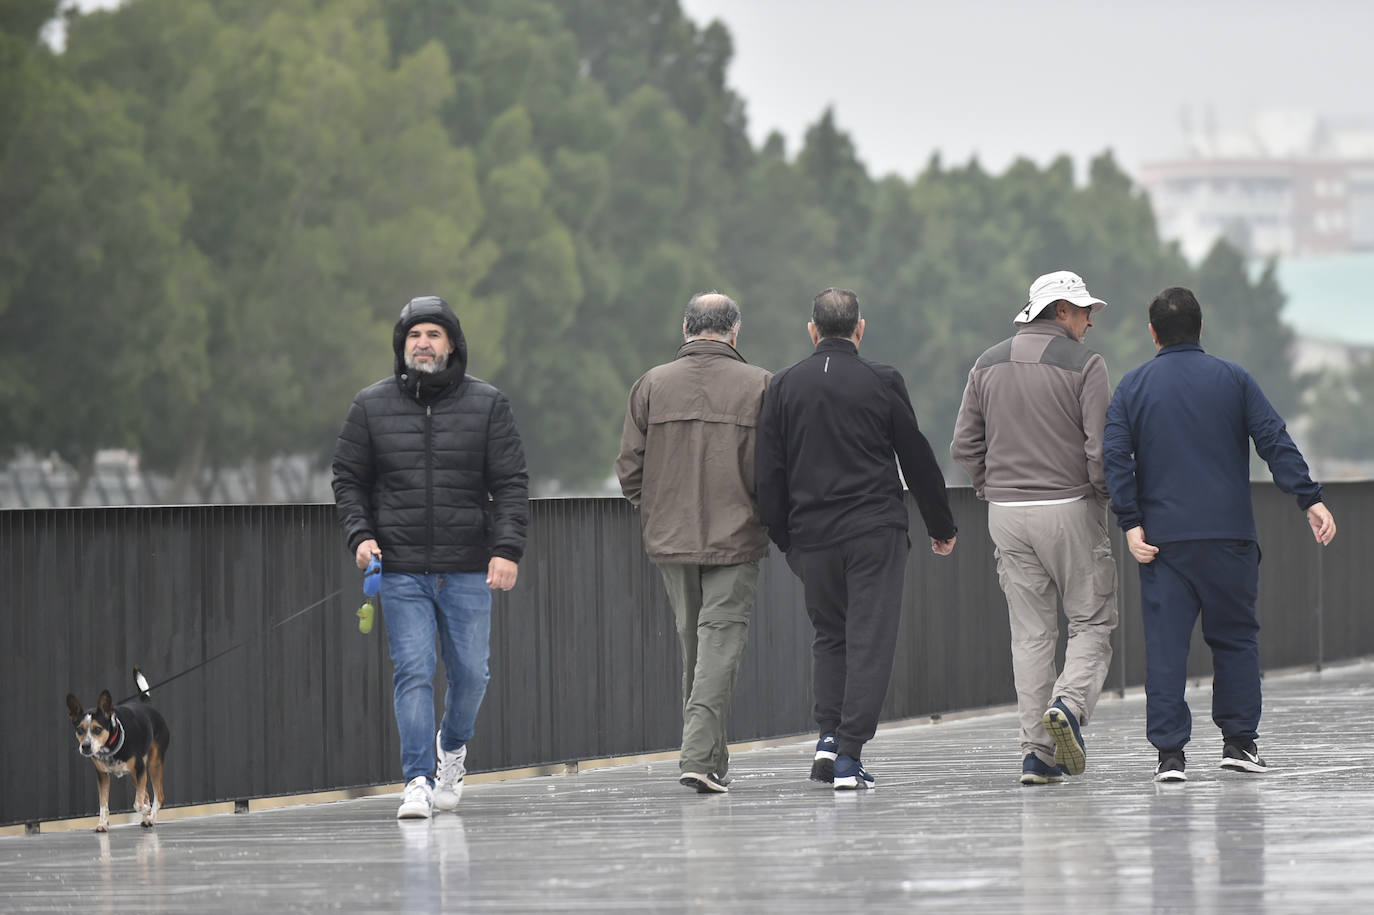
[616, 338, 772, 564]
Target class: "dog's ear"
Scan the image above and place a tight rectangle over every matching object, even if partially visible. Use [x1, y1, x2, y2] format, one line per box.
[98, 690, 114, 716]
[66, 694, 84, 722]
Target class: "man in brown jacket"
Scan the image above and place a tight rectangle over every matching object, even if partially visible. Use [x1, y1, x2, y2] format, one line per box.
[616, 292, 772, 794]
[951, 270, 1119, 786]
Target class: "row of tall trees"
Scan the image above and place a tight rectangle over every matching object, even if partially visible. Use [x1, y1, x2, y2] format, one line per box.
[0, 0, 1325, 501]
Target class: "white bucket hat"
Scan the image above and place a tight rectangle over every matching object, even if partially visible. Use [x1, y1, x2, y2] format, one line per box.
[1015, 270, 1108, 323]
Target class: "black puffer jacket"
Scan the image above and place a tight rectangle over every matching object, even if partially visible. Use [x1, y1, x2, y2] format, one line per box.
[332, 296, 528, 572]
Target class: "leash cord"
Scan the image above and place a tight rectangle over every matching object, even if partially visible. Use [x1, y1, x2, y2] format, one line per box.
[118, 587, 346, 703]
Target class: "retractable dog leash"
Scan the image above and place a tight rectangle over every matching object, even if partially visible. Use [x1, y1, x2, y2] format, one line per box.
[117, 585, 346, 703]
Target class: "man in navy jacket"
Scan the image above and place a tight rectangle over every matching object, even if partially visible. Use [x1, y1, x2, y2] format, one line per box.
[1104, 286, 1336, 783]
[756, 287, 957, 790]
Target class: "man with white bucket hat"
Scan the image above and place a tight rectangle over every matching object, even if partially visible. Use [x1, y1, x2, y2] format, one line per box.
[952, 270, 1119, 785]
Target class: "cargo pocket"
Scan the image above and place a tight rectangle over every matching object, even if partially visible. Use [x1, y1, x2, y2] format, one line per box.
[992, 545, 1011, 593]
[1092, 539, 1116, 598]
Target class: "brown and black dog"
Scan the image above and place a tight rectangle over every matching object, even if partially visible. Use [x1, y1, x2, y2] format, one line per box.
[66, 674, 169, 833]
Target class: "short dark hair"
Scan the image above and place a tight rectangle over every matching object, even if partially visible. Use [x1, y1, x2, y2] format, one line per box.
[1149, 287, 1203, 346]
[683, 292, 740, 337]
[812, 287, 860, 339]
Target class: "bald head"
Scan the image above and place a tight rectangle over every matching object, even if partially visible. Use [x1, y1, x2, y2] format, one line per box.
[683, 292, 741, 340]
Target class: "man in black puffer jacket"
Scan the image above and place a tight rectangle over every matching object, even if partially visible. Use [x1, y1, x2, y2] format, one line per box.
[332, 295, 528, 820]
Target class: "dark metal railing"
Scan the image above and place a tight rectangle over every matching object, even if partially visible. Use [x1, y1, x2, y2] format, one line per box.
[4, 483, 1368, 826]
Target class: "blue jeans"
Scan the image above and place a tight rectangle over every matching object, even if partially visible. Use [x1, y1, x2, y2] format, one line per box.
[380, 571, 492, 782]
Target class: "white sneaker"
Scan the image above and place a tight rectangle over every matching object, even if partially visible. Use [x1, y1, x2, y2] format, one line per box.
[434, 732, 467, 811]
[396, 776, 433, 819]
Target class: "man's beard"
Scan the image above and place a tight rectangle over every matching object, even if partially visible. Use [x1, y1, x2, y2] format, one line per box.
[405, 350, 449, 374]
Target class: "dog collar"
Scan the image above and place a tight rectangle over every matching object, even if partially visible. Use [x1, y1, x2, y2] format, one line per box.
[98, 712, 126, 758]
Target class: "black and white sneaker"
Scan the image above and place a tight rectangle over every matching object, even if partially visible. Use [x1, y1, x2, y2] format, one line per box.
[1154, 749, 1187, 782]
[679, 771, 729, 793]
[810, 732, 838, 783]
[1220, 741, 1269, 773]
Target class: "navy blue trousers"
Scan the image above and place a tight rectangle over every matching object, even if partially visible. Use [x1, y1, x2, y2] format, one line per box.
[1140, 539, 1261, 751]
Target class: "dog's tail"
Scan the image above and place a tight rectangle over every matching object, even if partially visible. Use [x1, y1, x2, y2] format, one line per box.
[133, 666, 152, 701]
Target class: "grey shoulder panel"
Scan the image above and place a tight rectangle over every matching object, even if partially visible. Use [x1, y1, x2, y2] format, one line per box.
[973, 339, 1014, 371]
[1041, 337, 1097, 373]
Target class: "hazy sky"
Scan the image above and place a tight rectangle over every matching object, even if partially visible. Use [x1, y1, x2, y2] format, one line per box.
[59, 0, 1374, 181]
[678, 0, 1374, 179]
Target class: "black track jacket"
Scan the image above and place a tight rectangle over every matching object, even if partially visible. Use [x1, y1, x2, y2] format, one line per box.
[755, 337, 956, 553]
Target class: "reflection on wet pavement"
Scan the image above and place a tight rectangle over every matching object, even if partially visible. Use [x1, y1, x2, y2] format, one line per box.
[3, 662, 1372, 912]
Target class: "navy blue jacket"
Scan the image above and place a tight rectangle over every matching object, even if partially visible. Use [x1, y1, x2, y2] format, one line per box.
[1104, 343, 1322, 543]
[755, 338, 956, 552]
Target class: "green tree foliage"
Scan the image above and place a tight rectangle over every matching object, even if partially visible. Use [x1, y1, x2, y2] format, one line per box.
[0, 2, 203, 500]
[796, 108, 873, 265]
[59, 0, 491, 497]
[2, 0, 1314, 500]
[1192, 245, 1305, 419]
[1305, 355, 1374, 461]
[379, 0, 754, 487]
[716, 134, 838, 371]
[0, 0, 58, 319]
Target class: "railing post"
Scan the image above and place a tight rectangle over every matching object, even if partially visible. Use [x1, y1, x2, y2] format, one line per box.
[1115, 524, 1127, 698]
[1315, 544, 1324, 672]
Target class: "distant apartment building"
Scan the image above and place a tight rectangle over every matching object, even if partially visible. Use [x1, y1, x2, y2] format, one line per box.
[1140, 110, 1374, 262]
[1138, 112, 1374, 481]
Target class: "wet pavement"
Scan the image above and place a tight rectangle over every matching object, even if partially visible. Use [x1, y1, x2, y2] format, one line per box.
[3, 661, 1373, 913]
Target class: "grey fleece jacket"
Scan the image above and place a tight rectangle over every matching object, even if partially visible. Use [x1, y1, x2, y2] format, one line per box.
[951, 321, 1110, 504]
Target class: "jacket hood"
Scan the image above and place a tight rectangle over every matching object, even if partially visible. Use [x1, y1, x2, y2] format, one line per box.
[393, 296, 468, 382]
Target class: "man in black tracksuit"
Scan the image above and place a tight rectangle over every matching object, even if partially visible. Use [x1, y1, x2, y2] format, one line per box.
[756, 287, 958, 790]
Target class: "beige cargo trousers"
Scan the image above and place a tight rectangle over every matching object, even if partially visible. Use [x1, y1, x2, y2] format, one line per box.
[988, 498, 1119, 766]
